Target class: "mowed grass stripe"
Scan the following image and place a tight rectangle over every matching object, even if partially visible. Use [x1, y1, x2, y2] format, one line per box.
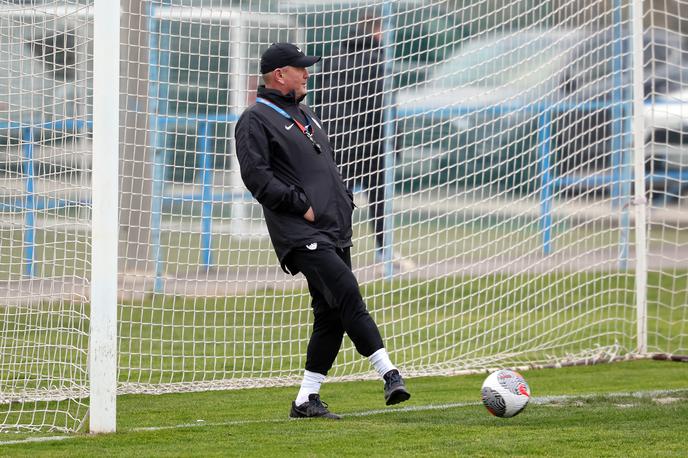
[2, 387, 686, 447]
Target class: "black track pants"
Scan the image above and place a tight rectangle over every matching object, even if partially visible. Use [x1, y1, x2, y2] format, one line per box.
[286, 244, 384, 375]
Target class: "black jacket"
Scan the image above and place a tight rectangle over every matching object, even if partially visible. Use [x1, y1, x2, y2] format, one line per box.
[319, 35, 385, 168]
[235, 86, 354, 273]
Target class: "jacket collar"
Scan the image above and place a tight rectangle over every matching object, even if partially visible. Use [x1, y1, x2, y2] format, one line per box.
[256, 85, 305, 107]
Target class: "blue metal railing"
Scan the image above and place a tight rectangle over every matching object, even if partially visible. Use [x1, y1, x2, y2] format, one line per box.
[22, 127, 36, 277]
[149, 114, 243, 293]
[0, 119, 92, 277]
[3, 0, 661, 286]
[5, 104, 688, 281]
[397, 100, 636, 265]
[380, 0, 398, 279]
[537, 109, 555, 256]
[148, 0, 171, 293]
[612, 0, 633, 270]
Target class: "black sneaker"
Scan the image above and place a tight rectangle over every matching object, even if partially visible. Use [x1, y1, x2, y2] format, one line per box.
[383, 369, 411, 406]
[289, 393, 341, 420]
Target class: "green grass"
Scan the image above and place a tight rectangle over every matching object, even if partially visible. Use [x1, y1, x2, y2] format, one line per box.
[1, 258, 687, 454]
[3, 217, 688, 279]
[1, 360, 686, 457]
[2, 271, 687, 435]
[2, 272, 677, 388]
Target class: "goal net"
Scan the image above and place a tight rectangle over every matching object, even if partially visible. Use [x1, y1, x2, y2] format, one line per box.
[0, 1, 92, 432]
[1, 0, 687, 433]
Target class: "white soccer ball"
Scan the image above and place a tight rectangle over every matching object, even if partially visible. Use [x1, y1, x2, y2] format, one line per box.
[481, 369, 531, 418]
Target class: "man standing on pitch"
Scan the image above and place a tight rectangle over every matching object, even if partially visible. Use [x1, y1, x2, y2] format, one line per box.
[234, 43, 411, 419]
[319, 11, 414, 270]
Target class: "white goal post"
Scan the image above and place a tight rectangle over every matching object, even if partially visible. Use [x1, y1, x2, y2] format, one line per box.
[1, 0, 687, 434]
[90, 0, 119, 434]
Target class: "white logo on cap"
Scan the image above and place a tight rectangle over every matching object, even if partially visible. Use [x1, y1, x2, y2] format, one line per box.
[296, 47, 302, 53]
[306, 242, 317, 250]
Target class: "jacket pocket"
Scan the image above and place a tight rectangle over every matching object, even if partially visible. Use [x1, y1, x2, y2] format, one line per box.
[303, 186, 341, 228]
[292, 186, 311, 215]
[300, 187, 319, 222]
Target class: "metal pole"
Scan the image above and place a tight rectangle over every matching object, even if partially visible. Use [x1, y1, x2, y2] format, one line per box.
[537, 110, 554, 255]
[612, 0, 631, 270]
[148, 0, 171, 293]
[90, 0, 119, 434]
[198, 121, 214, 269]
[228, 19, 250, 237]
[630, 0, 648, 354]
[22, 127, 36, 277]
[380, 1, 397, 279]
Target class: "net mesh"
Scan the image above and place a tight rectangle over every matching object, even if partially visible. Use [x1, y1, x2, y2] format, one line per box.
[0, 0, 92, 432]
[645, 2, 688, 357]
[1, 0, 687, 433]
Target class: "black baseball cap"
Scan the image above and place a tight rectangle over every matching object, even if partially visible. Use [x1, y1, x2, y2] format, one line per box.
[260, 43, 321, 74]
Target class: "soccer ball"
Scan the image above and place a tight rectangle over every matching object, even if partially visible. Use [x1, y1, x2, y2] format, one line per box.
[481, 369, 531, 418]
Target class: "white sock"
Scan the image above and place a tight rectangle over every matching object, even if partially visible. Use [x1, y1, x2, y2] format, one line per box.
[295, 370, 326, 406]
[368, 348, 397, 378]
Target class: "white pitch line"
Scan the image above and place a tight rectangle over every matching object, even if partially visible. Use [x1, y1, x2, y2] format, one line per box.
[342, 400, 480, 418]
[0, 435, 72, 445]
[530, 388, 688, 405]
[1, 388, 686, 446]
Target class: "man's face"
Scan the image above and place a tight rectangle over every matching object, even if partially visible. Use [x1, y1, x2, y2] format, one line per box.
[276, 65, 309, 98]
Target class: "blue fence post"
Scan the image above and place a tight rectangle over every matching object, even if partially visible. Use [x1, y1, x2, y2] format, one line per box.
[150, 145, 167, 294]
[380, 0, 397, 279]
[147, 1, 171, 293]
[612, 0, 631, 270]
[198, 121, 214, 270]
[22, 127, 36, 277]
[537, 110, 554, 256]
